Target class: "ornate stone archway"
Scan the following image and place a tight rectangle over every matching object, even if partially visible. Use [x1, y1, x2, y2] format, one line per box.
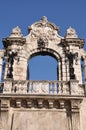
[0, 17, 86, 130]
[2, 16, 65, 81]
[1, 16, 85, 95]
[27, 48, 62, 80]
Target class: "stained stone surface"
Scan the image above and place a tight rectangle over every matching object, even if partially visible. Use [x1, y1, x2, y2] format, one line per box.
[0, 17, 86, 130]
[11, 110, 68, 130]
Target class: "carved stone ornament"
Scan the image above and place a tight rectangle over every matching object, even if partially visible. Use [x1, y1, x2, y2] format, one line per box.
[27, 16, 61, 43]
[67, 51, 76, 79]
[29, 28, 60, 42]
[37, 35, 48, 48]
[71, 100, 81, 109]
[4, 50, 18, 79]
[10, 26, 23, 37]
[65, 27, 78, 38]
[74, 52, 79, 65]
[40, 16, 48, 23]
[29, 16, 59, 31]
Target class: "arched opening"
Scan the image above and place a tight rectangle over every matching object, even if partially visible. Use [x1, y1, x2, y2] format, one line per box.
[27, 55, 58, 80]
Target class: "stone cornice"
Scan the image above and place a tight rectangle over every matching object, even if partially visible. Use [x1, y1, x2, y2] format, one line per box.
[2, 37, 26, 48]
[0, 94, 83, 110]
[0, 93, 84, 99]
[61, 38, 84, 48]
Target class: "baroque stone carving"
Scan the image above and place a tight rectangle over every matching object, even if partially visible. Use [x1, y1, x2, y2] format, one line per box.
[65, 27, 78, 38]
[65, 50, 79, 80]
[68, 52, 76, 79]
[0, 17, 86, 130]
[71, 100, 81, 109]
[29, 16, 59, 32]
[27, 16, 61, 43]
[10, 26, 23, 37]
[4, 50, 18, 78]
[37, 35, 48, 48]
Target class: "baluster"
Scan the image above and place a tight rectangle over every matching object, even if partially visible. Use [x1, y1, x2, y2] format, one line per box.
[49, 82, 53, 94]
[26, 82, 28, 93]
[32, 81, 36, 93]
[29, 81, 32, 93]
[13, 85, 16, 93]
[54, 82, 57, 94]
[58, 82, 62, 94]
[18, 82, 21, 93]
[16, 83, 19, 94]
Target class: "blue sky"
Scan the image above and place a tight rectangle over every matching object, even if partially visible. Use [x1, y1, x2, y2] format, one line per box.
[0, 0, 86, 80]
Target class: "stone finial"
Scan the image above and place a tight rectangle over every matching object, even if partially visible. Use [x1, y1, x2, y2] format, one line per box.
[10, 26, 23, 37]
[65, 27, 78, 38]
[40, 16, 48, 23]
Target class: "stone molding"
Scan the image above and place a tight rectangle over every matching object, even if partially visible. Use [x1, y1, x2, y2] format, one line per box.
[0, 96, 82, 110]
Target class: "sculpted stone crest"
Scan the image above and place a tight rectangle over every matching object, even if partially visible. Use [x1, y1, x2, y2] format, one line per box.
[27, 16, 61, 43]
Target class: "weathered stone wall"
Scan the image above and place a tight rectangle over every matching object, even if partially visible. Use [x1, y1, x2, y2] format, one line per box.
[2, 17, 85, 83]
[0, 17, 86, 130]
[80, 98, 86, 130]
[8, 110, 68, 130]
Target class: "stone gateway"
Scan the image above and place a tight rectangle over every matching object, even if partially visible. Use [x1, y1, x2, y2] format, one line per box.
[0, 16, 86, 130]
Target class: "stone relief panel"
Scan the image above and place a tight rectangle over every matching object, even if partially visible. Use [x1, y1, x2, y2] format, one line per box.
[26, 16, 62, 46]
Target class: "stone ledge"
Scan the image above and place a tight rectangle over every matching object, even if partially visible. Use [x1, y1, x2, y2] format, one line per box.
[0, 95, 83, 110]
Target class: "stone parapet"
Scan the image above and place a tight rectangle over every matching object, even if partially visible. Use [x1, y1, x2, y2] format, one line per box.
[0, 80, 85, 96]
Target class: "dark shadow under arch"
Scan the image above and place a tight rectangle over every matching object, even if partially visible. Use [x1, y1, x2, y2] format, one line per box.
[28, 48, 61, 61]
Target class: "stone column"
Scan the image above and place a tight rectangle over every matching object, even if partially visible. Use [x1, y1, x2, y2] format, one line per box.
[0, 57, 3, 82]
[4, 61, 8, 79]
[0, 50, 4, 81]
[65, 101, 72, 130]
[13, 57, 27, 80]
[71, 100, 81, 130]
[84, 57, 86, 83]
[73, 56, 82, 84]
[0, 99, 10, 130]
[62, 56, 67, 81]
[84, 57, 86, 95]
[59, 100, 69, 130]
[58, 59, 61, 81]
[65, 57, 70, 81]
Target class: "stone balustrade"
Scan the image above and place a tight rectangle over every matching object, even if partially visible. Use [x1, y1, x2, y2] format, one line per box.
[0, 80, 85, 96]
[11, 80, 63, 94]
[27, 81, 59, 94]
